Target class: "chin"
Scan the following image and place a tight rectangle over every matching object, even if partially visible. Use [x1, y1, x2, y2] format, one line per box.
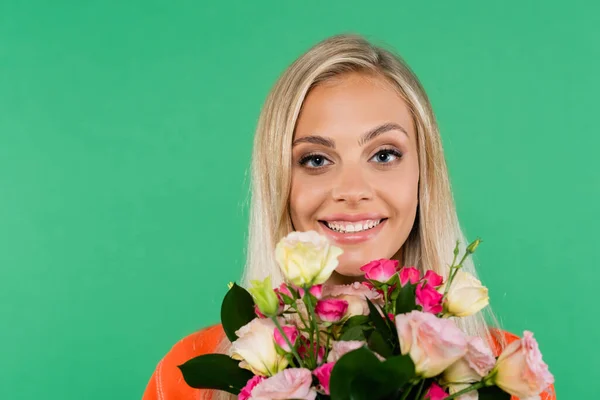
[334, 259, 369, 277]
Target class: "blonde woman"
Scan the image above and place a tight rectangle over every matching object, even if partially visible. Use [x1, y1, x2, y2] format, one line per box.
[143, 34, 556, 400]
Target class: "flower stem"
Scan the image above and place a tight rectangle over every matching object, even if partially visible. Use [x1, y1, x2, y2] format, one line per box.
[304, 292, 321, 367]
[383, 284, 390, 315]
[271, 317, 304, 367]
[414, 380, 426, 400]
[444, 382, 485, 400]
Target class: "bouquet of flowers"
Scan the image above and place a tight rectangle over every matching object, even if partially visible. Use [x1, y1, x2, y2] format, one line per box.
[178, 231, 554, 400]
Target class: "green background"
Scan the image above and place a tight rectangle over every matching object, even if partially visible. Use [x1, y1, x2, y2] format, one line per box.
[1, 1, 596, 398]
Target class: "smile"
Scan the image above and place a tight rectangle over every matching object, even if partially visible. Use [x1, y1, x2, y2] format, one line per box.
[319, 218, 387, 233]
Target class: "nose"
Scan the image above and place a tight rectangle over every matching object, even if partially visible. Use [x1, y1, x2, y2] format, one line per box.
[331, 163, 374, 204]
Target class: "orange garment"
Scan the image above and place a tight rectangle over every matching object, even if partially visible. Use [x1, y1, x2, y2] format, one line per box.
[142, 324, 556, 400]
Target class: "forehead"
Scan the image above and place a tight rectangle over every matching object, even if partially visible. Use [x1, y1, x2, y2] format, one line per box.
[294, 72, 415, 139]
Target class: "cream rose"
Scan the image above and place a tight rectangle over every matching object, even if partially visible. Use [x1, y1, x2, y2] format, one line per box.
[491, 331, 554, 398]
[230, 318, 288, 376]
[442, 336, 496, 384]
[443, 270, 489, 317]
[395, 310, 468, 378]
[275, 231, 343, 286]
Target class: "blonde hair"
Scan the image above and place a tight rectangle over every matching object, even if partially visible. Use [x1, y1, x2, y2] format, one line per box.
[206, 33, 503, 400]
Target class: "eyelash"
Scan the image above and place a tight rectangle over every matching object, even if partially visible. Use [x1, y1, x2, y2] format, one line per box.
[297, 148, 404, 169]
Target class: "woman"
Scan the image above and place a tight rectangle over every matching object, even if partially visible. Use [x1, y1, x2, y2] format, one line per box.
[143, 34, 555, 400]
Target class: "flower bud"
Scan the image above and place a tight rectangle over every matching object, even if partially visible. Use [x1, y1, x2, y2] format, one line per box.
[466, 238, 482, 254]
[249, 276, 280, 317]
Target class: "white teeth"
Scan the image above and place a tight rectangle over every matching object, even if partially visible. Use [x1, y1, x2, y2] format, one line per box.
[324, 219, 383, 233]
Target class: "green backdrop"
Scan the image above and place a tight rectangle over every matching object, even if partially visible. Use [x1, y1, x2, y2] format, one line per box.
[1, 1, 597, 398]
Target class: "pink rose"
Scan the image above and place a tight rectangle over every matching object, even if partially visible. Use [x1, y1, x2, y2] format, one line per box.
[326, 340, 366, 362]
[313, 362, 334, 394]
[491, 331, 554, 398]
[273, 325, 299, 352]
[442, 336, 496, 384]
[395, 310, 468, 377]
[423, 270, 444, 287]
[309, 284, 323, 299]
[315, 298, 348, 323]
[239, 375, 264, 400]
[276, 283, 305, 299]
[254, 304, 266, 319]
[424, 382, 448, 400]
[360, 259, 399, 282]
[251, 368, 317, 400]
[416, 282, 444, 314]
[399, 266, 420, 286]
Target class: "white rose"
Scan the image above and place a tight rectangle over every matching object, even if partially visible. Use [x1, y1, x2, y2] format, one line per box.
[443, 270, 489, 317]
[275, 231, 343, 286]
[230, 318, 288, 376]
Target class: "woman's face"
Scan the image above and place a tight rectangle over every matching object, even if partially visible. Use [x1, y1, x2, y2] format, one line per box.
[289, 72, 420, 279]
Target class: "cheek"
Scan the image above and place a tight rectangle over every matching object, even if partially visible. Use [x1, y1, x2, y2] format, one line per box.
[289, 173, 329, 229]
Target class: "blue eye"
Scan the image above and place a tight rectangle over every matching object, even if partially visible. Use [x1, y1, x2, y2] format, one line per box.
[298, 154, 332, 168]
[371, 149, 403, 163]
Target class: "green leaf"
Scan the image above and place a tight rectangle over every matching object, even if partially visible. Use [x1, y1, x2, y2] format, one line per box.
[379, 354, 416, 388]
[339, 325, 369, 341]
[368, 330, 393, 358]
[395, 283, 418, 315]
[342, 314, 370, 329]
[221, 283, 255, 342]
[177, 354, 253, 394]
[366, 299, 393, 340]
[478, 386, 511, 400]
[330, 347, 415, 400]
[329, 347, 384, 400]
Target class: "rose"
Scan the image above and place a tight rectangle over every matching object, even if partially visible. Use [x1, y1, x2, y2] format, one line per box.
[360, 259, 399, 283]
[315, 298, 348, 323]
[399, 266, 420, 285]
[250, 368, 317, 400]
[275, 230, 343, 286]
[326, 340, 365, 362]
[416, 282, 444, 314]
[424, 382, 448, 400]
[423, 270, 444, 287]
[273, 325, 299, 353]
[442, 336, 496, 384]
[313, 362, 334, 394]
[395, 310, 468, 378]
[309, 284, 323, 299]
[249, 276, 282, 317]
[322, 282, 382, 316]
[239, 375, 264, 400]
[443, 270, 489, 317]
[490, 331, 554, 398]
[230, 318, 289, 376]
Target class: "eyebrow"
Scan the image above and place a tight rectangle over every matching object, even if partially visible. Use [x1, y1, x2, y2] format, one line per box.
[292, 122, 408, 149]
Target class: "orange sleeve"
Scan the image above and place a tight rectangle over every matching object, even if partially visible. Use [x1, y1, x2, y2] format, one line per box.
[142, 325, 226, 400]
[493, 330, 556, 400]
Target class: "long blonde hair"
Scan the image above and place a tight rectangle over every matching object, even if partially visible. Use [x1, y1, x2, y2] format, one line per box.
[207, 33, 502, 400]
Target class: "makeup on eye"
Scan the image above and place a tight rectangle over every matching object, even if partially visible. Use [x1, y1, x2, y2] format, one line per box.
[297, 147, 404, 169]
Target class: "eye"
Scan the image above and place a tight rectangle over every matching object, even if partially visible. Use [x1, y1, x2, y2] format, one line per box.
[370, 148, 403, 164]
[298, 153, 332, 169]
